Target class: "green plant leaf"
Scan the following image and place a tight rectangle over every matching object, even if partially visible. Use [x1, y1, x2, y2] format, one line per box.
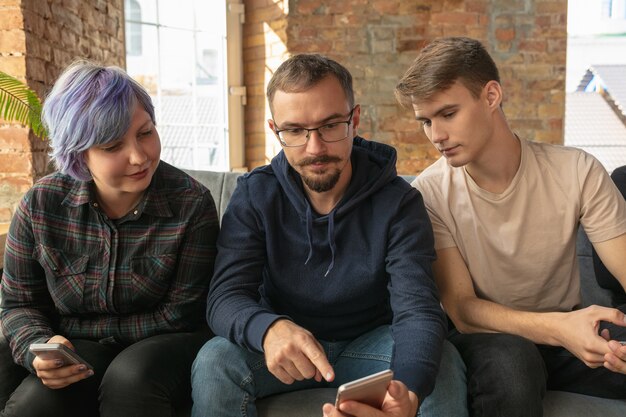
[0, 71, 47, 140]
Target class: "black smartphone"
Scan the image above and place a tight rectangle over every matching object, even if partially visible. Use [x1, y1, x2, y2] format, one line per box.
[29, 343, 93, 370]
[335, 369, 393, 409]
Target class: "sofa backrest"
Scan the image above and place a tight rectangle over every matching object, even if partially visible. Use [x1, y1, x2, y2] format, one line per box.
[183, 169, 242, 222]
[184, 170, 612, 309]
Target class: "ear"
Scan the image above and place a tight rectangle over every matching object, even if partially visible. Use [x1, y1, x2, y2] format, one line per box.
[351, 104, 361, 135]
[268, 118, 276, 132]
[484, 80, 502, 110]
[268, 119, 283, 145]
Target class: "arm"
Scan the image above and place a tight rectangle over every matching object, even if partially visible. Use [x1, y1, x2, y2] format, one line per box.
[594, 233, 626, 294]
[385, 189, 446, 399]
[435, 246, 625, 368]
[206, 178, 283, 351]
[59, 191, 219, 343]
[0, 196, 58, 371]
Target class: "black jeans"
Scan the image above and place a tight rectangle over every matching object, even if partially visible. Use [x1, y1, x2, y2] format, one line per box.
[450, 309, 626, 417]
[0, 329, 211, 417]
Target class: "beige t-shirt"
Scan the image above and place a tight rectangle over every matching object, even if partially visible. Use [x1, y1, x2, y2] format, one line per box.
[413, 138, 626, 312]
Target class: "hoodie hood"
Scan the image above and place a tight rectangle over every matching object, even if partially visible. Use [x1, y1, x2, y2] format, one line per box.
[270, 136, 399, 275]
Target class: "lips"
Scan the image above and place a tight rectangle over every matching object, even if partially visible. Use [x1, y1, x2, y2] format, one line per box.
[128, 168, 149, 179]
[439, 145, 459, 156]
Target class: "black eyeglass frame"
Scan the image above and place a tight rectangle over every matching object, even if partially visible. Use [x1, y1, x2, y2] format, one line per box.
[273, 106, 357, 147]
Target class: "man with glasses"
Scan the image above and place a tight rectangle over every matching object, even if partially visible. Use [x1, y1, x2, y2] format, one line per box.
[190, 54, 467, 417]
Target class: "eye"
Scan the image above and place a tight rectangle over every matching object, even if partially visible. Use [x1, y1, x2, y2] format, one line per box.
[422, 120, 432, 128]
[443, 112, 455, 119]
[322, 122, 340, 130]
[100, 142, 122, 152]
[138, 129, 153, 138]
[284, 128, 305, 135]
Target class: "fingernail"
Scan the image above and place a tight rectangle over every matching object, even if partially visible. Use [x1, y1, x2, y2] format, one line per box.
[78, 365, 86, 371]
[326, 372, 332, 381]
[55, 360, 63, 367]
[87, 370, 94, 376]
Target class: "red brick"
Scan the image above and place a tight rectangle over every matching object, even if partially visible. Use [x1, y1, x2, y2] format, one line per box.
[372, 0, 399, 14]
[0, 152, 32, 173]
[495, 28, 516, 42]
[432, 12, 479, 26]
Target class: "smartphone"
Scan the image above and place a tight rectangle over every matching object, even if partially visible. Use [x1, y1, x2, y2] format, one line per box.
[29, 343, 93, 370]
[335, 369, 393, 409]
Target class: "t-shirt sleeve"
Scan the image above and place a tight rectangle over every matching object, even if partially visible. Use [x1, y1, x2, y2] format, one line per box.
[578, 152, 626, 243]
[412, 175, 458, 251]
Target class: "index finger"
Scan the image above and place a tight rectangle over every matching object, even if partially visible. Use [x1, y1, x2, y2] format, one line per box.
[302, 340, 334, 382]
[591, 306, 626, 327]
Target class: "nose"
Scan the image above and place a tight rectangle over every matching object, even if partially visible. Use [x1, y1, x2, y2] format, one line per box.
[128, 140, 148, 165]
[304, 129, 327, 155]
[429, 121, 447, 144]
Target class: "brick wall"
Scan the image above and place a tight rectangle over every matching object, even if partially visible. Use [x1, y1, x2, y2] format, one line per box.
[0, 0, 567, 221]
[242, 0, 567, 173]
[0, 0, 124, 222]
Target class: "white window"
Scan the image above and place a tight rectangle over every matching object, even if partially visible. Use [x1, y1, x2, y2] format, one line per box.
[124, 0, 245, 171]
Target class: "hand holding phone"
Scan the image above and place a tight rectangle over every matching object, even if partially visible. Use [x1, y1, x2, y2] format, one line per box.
[335, 369, 393, 410]
[29, 343, 93, 370]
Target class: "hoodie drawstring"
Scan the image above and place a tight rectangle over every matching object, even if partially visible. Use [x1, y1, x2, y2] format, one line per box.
[304, 204, 314, 265]
[324, 211, 336, 277]
[303, 204, 337, 277]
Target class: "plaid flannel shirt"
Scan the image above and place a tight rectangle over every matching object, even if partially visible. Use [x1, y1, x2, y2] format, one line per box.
[0, 161, 218, 371]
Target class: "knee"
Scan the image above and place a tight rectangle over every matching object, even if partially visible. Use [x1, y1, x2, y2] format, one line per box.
[191, 337, 248, 384]
[485, 335, 545, 383]
[465, 334, 546, 402]
[101, 352, 156, 395]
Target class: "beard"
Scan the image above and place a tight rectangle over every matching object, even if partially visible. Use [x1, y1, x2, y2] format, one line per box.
[296, 155, 342, 193]
[301, 169, 341, 192]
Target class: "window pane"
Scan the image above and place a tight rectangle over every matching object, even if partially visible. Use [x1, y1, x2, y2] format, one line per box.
[125, 0, 229, 171]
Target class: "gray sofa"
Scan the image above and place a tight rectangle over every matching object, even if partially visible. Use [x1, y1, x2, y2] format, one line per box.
[184, 169, 626, 417]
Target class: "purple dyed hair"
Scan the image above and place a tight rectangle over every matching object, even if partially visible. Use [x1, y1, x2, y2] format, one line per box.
[42, 60, 155, 181]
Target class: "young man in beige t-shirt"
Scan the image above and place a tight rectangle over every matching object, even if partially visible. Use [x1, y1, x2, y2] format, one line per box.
[396, 36, 626, 417]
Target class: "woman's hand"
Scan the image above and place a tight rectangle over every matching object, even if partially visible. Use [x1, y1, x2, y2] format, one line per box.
[31, 335, 94, 389]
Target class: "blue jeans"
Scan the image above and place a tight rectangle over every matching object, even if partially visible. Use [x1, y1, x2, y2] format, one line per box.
[191, 325, 467, 417]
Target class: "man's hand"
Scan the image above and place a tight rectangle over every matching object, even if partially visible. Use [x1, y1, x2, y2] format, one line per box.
[322, 380, 418, 417]
[262, 319, 334, 384]
[599, 329, 626, 373]
[31, 335, 94, 389]
[555, 306, 626, 369]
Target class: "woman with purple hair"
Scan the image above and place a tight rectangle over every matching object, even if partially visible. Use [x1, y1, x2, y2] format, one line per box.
[0, 61, 218, 417]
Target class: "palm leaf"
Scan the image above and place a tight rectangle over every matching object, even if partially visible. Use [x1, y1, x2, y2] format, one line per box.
[0, 71, 47, 139]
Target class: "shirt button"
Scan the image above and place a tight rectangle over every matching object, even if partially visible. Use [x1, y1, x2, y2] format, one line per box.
[133, 210, 138, 215]
[93, 203, 99, 207]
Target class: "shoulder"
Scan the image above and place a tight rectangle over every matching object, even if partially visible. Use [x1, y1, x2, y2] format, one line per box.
[153, 161, 210, 198]
[26, 172, 79, 204]
[412, 157, 454, 194]
[527, 140, 605, 180]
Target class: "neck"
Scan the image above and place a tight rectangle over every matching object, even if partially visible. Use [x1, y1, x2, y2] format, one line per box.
[304, 162, 352, 215]
[465, 125, 521, 194]
[94, 187, 145, 219]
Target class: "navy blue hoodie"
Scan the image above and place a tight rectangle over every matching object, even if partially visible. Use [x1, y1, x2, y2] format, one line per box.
[207, 137, 446, 398]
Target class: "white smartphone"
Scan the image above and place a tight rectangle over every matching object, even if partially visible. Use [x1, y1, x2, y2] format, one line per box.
[29, 343, 93, 370]
[335, 369, 393, 409]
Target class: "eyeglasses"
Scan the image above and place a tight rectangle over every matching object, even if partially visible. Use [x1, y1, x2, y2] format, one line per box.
[273, 107, 356, 147]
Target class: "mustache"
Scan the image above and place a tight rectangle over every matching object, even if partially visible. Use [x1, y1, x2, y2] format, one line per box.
[296, 155, 341, 167]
